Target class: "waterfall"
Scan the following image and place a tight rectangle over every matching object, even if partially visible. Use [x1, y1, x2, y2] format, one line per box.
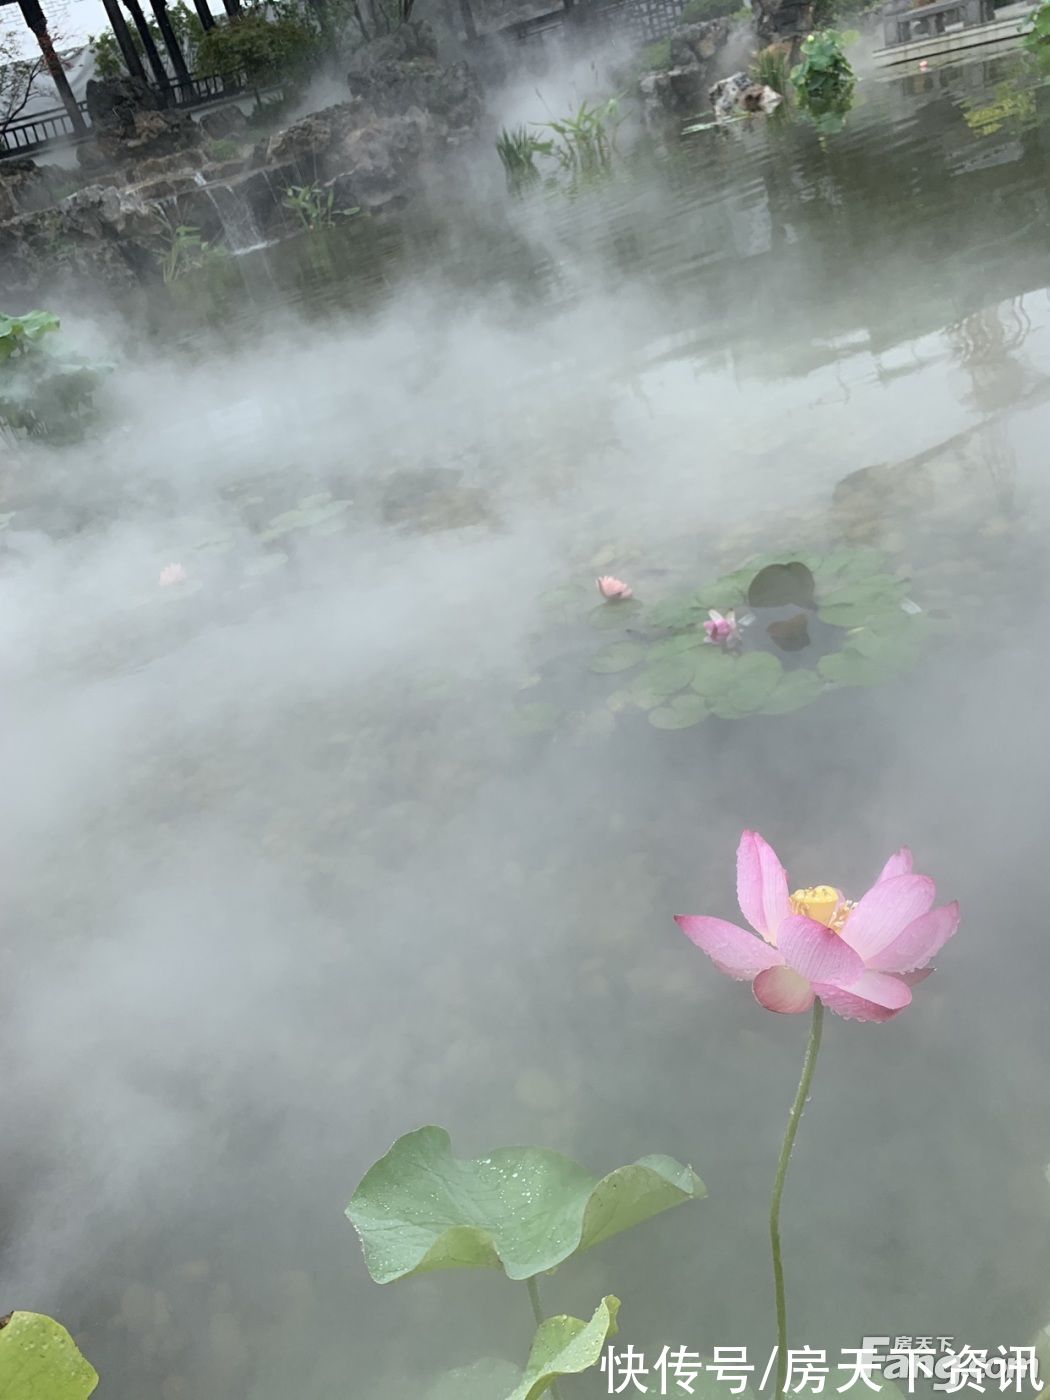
[201, 181, 267, 255]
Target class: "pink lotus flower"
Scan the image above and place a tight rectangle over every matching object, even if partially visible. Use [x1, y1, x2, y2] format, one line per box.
[596, 575, 633, 601]
[675, 831, 959, 1022]
[703, 609, 740, 645]
[159, 562, 187, 587]
[919, 59, 929, 71]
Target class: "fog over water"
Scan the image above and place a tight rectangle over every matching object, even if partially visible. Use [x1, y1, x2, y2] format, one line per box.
[2, 35, 1050, 1400]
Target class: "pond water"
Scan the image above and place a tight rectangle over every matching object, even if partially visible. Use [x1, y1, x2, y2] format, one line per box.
[3, 39, 1050, 1400]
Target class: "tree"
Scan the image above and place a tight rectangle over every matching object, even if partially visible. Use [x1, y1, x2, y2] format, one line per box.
[0, 21, 51, 140]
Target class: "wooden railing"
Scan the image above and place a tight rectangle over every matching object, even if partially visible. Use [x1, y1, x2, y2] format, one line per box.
[0, 67, 282, 159]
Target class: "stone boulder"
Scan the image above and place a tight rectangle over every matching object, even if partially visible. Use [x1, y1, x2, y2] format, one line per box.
[0, 185, 167, 300]
[0, 158, 65, 222]
[638, 18, 732, 120]
[346, 21, 482, 135]
[752, 0, 813, 43]
[78, 75, 203, 170]
[258, 100, 432, 213]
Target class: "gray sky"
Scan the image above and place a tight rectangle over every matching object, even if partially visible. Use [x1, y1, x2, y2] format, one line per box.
[2, 0, 112, 55]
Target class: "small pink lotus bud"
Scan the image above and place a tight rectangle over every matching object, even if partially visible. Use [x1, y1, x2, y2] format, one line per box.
[596, 575, 633, 601]
[159, 562, 187, 587]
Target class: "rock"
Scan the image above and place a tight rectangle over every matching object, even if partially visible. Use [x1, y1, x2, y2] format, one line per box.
[638, 17, 731, 119]
[79, 75, 202, 170]
[259, 102, 431, 213]
[0, 184, 166, 299]
[0, 158, 63, 222]
[199, 105, 249, 140]
[346, 21, 482, 134]
[709, 71, 782, 120]
[752, 0, 813, 42]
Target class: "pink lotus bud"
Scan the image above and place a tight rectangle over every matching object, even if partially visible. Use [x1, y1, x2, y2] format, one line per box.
[159, 562, 187, 587]
[919, 59, 929, 71]
[596, 575, 633, 601]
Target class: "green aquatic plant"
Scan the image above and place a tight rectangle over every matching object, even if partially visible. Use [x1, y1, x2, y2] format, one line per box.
[347, 1126, 704, 1395]
[1021, 0, 1050, 50]
[752, 42, 792, 95]
[0, 309, 109, 442]
[525, 548, 933, 733]
[539, 97, 624, 175]
[159, 221, 229, 284]
[282, 182, 358, 231]
[0, 1311, 98, 1398]
[496, 125, 546, 186]
[347, 1125, 705, 1282]
[790, 30, 856, 121]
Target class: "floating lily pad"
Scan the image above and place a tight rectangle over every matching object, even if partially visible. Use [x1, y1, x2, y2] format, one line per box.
[589, 641, 647, 674]
[817, 576, 907, 628]
[539, 585, 591, 621]
[243, 553, 289, 578]
[259, 499, 351, 542]
[0, 1312, 98, 1400]
[760, 668, 825, 714]
[638, 653, 697, 696]
[748, 561, 816, 609]
[689, 646, 736, 697]
[694, 569, 753, 612]
[510, 702, 563, 735]
[706, 652, 782, 717]
[818, 647, 893, 687]
[647, 633, 706, 660]
[588, 600, 643, 629]
[644, 598, 704, 630]
[346, 1126, 706, 1284]
[194, 531, 236, 555]
[508, 1297, 621, 1400]
[649, 694, 707, 729]
[811, 547, 891, 583]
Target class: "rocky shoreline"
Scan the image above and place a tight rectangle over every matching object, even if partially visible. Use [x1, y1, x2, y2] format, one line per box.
[0, 22, 482, 301]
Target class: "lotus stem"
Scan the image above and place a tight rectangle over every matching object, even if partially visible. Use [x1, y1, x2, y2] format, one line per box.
[525, 1276, 564, 1400]
[770, 999, 824, 1400]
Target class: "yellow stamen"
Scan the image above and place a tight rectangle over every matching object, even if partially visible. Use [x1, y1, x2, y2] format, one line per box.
[790, 885, 848, 930]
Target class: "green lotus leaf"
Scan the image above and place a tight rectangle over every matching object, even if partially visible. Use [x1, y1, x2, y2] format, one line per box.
[689, 647, 736, 697]
[817, 576, 906, 627]
[648, 694, 707, 728]
[638, 654, 697, 697]
[243, 553, 289, 578]
[194, 531, 236, 554]
[346, 1126, 705, 1284]
[647, 633, 706, 660]
[748, 562, 816, 609]
[644, 598, 702, 630]
[627, 678, 671, 711]
[539, 585, 591, 621]
[693, 570, 752, 612]
[761, 668, 825, 714]
[261, 500, 351, 540]
[818, 647, 894, 687]
[588, 601, 643, 629]
[510, 702, 563, 735]
[590, 641, 647, 674]
[811, 548, 891, 583]
[707, 652, 782, 717]
[0, 1312, 98, 1400]
[507, 1297, 621, 1400]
